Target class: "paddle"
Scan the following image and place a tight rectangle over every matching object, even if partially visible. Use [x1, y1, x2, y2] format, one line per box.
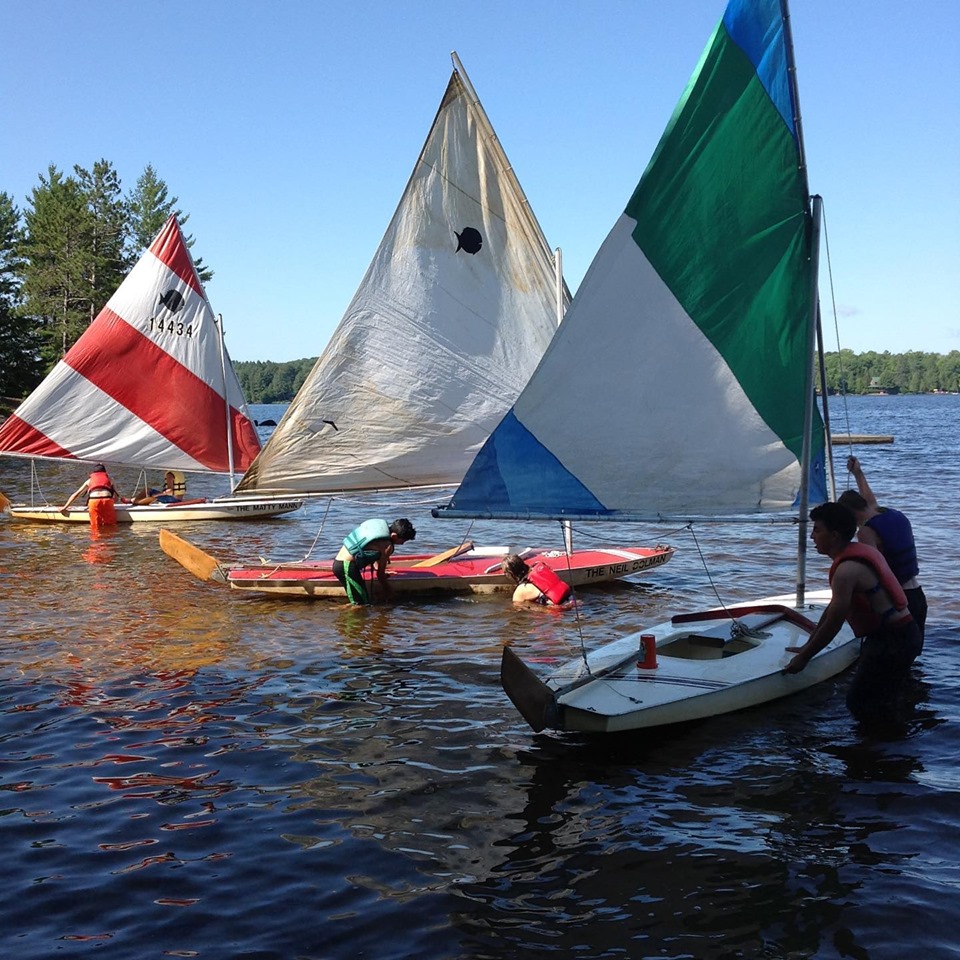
[410, 540, 474, 568]
[159, 528, 228, 583]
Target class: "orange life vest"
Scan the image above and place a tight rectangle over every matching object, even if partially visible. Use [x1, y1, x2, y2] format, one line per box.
[88, 470, 116, 498]
[829, 541, 907, 637]
[525, 562, 572, 605]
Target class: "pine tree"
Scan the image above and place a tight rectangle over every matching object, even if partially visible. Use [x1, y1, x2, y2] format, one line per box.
[127, 164, 213, 283]
[21, 166, 95, 365]
[0, 192, 42, 403]
[75, 159, 130, 324]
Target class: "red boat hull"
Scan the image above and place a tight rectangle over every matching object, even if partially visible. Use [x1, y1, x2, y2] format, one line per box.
[225, 545, 674, 599]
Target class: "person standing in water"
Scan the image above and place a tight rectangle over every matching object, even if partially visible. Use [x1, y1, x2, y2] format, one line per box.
[61, 463, 123, 529]
[333, 518, 417, 605]
[838, 455, 927, 648]
[785, 501, 921, 723]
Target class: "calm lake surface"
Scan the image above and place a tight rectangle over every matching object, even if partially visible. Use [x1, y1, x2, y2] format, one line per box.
[1, 394, 958, 959]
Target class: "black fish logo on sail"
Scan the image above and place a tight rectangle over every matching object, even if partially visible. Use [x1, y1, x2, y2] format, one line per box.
[455, 227, 483, 255]
[158, 289, 185, 313]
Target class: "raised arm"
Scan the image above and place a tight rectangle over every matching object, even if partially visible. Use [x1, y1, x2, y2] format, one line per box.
[846, 456, 879, 510]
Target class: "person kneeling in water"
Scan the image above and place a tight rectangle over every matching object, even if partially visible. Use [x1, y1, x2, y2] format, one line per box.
[501, 554, 572, 605]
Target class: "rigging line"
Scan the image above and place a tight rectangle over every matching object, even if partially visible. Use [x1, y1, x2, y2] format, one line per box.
[300, 497, 333, 562]
[456, 519, 475, 550]
[687, 522, 733, 617]
[555, 520, 591, 672]
[29, 460, 41, 505]
[328, 492, 452, 509]
[820, 202, 854, 455]
[560, 521, 683, 544]
[29, 460, 54, 507]
[375, 492, 457, 507]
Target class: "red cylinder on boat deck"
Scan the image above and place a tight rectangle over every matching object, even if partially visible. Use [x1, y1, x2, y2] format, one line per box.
[638, 634, 658, 670]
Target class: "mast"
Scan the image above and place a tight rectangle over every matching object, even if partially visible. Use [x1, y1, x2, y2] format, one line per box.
[554, 247, 564, 328]
[796, 197, 822, 605]
[782, 0, 824, 605]
[554, 245, 574, 554]
[216, 313, 237, 490]
[817, 306, 837, 501]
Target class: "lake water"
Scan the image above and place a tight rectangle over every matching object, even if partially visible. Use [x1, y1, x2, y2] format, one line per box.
[1, 394, 958, 959]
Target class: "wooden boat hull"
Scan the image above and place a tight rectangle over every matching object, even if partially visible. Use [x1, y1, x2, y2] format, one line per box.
[7, 497, 304, 523]
[222, 544, 674, 598]
[500, 593, 860, 733]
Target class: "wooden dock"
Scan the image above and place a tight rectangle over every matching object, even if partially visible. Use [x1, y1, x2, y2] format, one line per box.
[830, 434, 894, 445]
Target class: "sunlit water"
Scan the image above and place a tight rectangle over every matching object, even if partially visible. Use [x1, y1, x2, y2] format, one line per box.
[1, 395, 957, 959]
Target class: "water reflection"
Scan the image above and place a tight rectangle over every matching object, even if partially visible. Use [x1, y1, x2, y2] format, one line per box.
[333, 605, 395, 654]
[448, 705, 913, 958]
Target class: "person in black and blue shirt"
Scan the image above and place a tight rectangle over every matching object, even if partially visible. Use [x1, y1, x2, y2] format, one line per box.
[333, 518, 416, 605]
[134, 471, 182, 505]
[839, 456, 927, 649]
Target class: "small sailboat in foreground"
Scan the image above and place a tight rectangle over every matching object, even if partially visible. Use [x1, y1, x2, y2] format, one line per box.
[160, 54, 673, 595]
[0, 216, 303, 522]
[434, 0, 859, 732]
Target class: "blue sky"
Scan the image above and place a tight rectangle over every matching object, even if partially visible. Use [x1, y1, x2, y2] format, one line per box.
[2, 0, 958, 362]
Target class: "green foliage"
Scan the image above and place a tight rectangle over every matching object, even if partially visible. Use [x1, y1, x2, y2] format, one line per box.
[127, 164, 213, 283]
[821, 349, 960, 395]
[21, 165, 96, 366]
[75, 159, 130, 323]
[0, 192, 42, 402]
[127, 163, 177, 251]
[234, 358, 318, 403]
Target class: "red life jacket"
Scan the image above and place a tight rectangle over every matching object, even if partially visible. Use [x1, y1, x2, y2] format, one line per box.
[829, 541, 907, 636]
[525, 562, 572, 605]
[88, 470, 115, 497]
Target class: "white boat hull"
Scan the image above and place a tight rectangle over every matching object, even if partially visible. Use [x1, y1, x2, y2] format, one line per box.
[7, 497, 304, 523]
[501, 592, 860, 733]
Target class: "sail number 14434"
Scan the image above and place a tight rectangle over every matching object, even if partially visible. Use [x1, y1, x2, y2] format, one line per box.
[148, 317, 193, 337]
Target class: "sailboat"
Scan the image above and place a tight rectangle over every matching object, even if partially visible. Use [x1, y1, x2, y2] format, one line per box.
[433, 0, 860, 732]
[160, 54, 674, 596]
[0, 216, 303, 522]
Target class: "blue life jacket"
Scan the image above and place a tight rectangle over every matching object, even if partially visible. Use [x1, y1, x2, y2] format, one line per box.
[865, 507, 919, 583]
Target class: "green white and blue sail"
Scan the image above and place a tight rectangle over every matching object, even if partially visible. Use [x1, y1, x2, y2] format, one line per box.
[440, 0, 826, 522]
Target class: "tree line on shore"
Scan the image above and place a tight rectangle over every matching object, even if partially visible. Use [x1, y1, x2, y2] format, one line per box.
[234, 350, 960, 404]
[821, 349, 960, 396]
[2, 160, 958, 407]
[234, 359, 317, 405]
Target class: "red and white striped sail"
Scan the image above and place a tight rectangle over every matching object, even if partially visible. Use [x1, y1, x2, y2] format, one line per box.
[0, 216, 260, 473]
